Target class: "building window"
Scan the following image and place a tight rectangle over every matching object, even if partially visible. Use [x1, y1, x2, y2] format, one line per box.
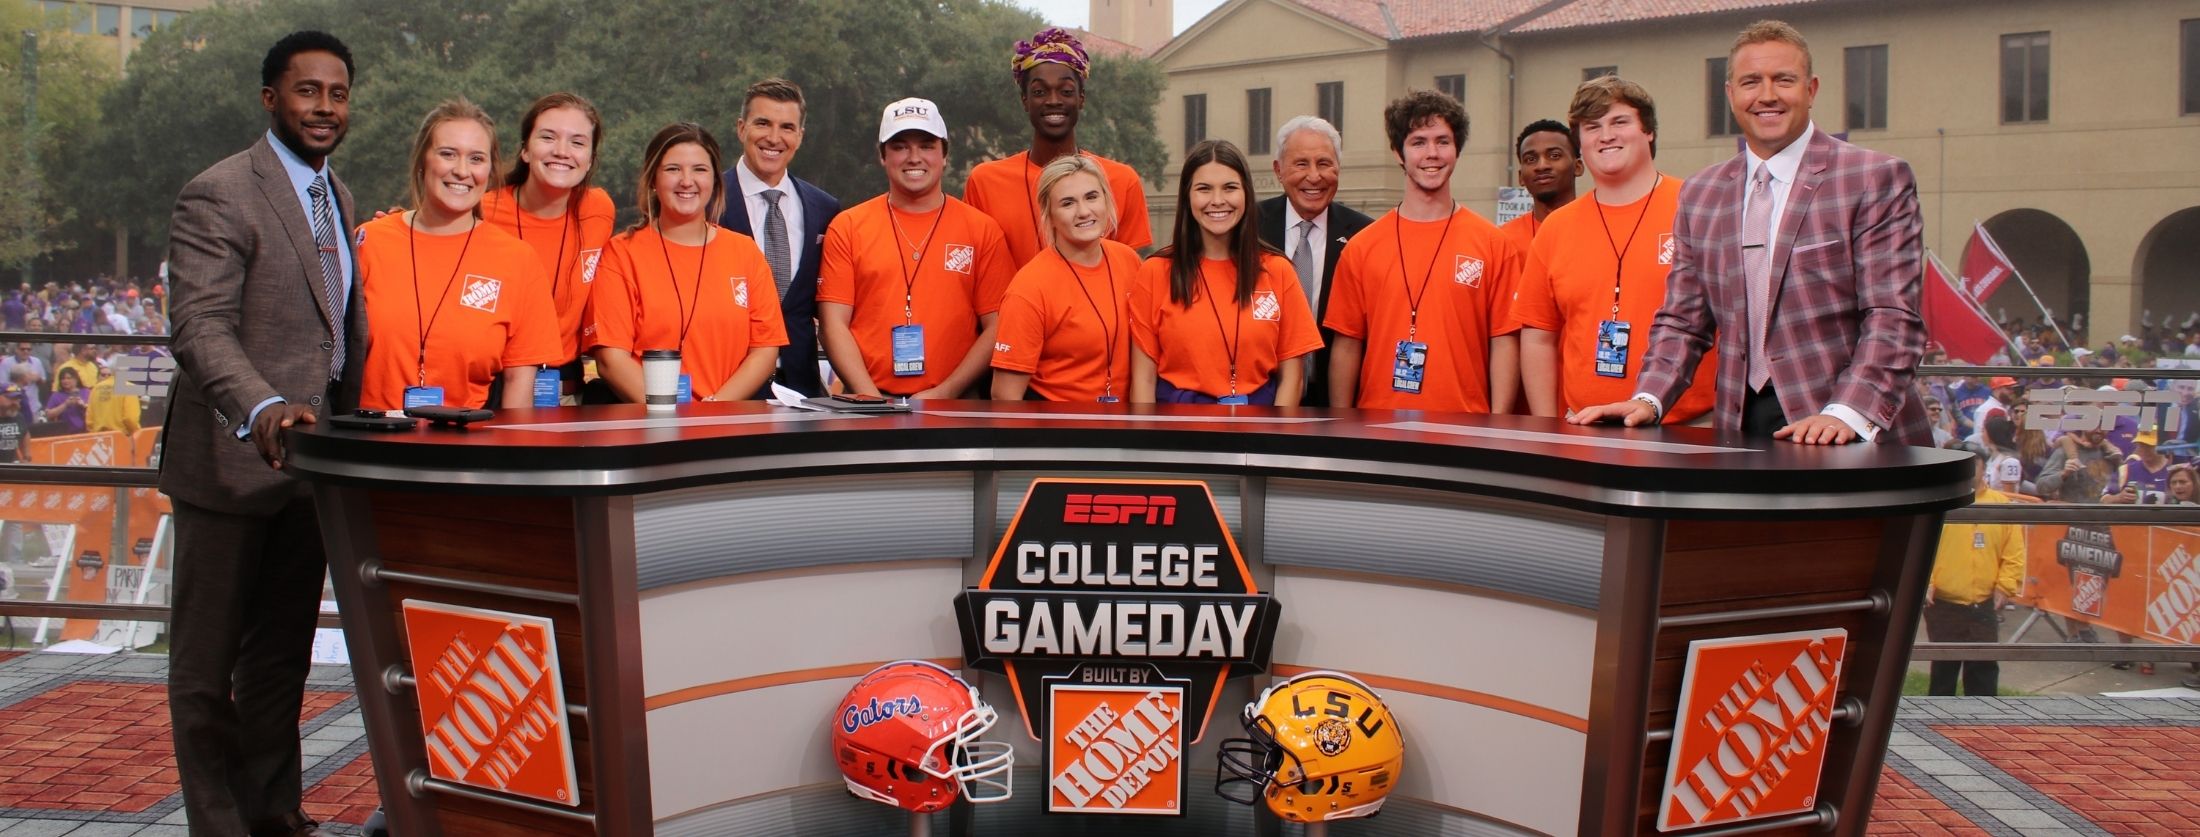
[95, 3, 119, 37]
[1583, 65, 1618, 82]
[2183, 19, 2199, 115]
[1246, 88, 1273, 155]
[1316, 81, 1344, 142]
[131, 7, 155, 38]
[1706, 57, 1741, 137]
[1435, 73, 1466, 105]
[2001, 32, 2050, 123]
[45, 0, 91, 35]
[156, 10, 180, 27]
[1183, 94, 1207, 152]
[1845, 45, 1889, 131]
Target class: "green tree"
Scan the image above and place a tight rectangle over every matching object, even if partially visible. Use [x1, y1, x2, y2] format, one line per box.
[0, 2, 118, 269]
[65, 0, 1166, 253]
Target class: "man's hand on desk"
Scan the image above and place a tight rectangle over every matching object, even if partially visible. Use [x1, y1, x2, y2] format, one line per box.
[1570, 398, 1658, 428]
[1774, 414, 1860, 445]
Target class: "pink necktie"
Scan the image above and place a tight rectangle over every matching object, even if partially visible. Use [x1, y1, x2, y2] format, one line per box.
[1743, 165, 1775, 391]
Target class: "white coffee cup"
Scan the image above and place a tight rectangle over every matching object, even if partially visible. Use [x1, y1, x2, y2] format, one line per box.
[642, 349, 681, 412]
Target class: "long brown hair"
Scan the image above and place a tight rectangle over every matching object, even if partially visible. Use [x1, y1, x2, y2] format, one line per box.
[630, 121, 725, 232]
[406, 98, 499, 216]
[1160, 139, 1278, 306]
[505, 92, 602, 192]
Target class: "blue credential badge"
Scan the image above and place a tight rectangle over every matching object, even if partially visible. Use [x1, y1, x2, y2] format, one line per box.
[532, 367, 560, 407]
[402, 386, 444, 409]
[891, 324, 926, 377]
[676, 373, 693, 404]
[1595, 320, 1631, 379]
[1392, 340, 1428, 394]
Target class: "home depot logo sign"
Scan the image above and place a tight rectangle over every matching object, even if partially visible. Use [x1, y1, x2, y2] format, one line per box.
[1048, 684, 1185, 814]
[401, 600, 579, 806]
[1658, 628, 1848, 832]
[2148, 545, 2200, 642]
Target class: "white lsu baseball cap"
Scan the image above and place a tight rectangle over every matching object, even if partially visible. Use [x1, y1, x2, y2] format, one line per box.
[878, 97, 949, 143]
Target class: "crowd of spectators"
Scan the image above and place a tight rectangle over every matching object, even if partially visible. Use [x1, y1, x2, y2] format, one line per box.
[0, 275, 171, 463]
[1918, 317, 2200, 506]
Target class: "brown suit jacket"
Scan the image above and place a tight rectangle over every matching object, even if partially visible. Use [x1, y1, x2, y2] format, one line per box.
[160, 136, 365, 515]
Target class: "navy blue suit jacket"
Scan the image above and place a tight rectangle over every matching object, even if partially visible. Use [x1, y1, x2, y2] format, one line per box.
[719, 170, 843, 397]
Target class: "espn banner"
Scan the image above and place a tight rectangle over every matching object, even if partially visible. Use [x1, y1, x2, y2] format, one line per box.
[2022, 525, 2200, 644]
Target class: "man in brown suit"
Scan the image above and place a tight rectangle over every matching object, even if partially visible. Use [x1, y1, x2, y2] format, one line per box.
[160, 31, 365, 837]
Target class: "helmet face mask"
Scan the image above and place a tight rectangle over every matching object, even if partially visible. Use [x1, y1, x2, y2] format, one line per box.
[833, 661, 1017, 812]
[1213, 671, 1404, 823]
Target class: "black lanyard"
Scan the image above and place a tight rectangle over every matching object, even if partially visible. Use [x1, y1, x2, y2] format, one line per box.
[1198, 260, 1244, 395]
[656, 224, 711, 347]
[407, 213, 478, 388]
[1061, 244, 1119, 399]
[1390, 205, 1458, 342]
[1591, 175, 1660, 320]
[512, 188, 573, 305]
[887, 200, 949, 324]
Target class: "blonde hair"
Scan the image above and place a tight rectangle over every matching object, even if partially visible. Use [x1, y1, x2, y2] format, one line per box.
[1731, 19, 1813, 76]
[1033, 155, 1116, 250]
[407, 98, 500, 215]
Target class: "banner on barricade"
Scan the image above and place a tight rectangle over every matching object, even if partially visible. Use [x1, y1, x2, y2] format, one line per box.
[2022, 525, 2200, 644]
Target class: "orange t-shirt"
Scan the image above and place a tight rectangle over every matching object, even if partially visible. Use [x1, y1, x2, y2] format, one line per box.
[963, 151, 1152, 267]
[816, 195, 1017, 394]
[1322, 206, 1521, 412]
[478, 185, 616, 364]
[1495, 212, 1540, 338]
[355, 214, 563, 411]
[991, 240, 1141, 402]
[1131, 253, 1322, 398]
[584, 224, 791, 398]
[1509, 177, 1715, 422]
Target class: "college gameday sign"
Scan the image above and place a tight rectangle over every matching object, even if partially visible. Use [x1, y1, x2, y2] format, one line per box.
[1658, 628, 1849, 832]
[401, 600, 580, 807]
[955, 479, 1279, 814]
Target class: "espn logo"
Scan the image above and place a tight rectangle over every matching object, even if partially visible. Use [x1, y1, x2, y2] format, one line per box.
[1064, 494, 1177, 526]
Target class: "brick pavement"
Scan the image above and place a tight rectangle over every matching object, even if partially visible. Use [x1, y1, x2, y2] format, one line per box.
[0, 651, 2195, 835]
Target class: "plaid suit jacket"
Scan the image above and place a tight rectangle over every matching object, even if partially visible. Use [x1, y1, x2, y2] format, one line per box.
[1636, 128, 1929, 445]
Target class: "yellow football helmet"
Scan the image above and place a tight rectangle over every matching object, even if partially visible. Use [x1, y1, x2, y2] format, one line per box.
[1216, 670, 1404, 822]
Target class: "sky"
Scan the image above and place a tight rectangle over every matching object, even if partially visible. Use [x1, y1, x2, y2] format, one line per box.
[1006, 0, 1230, 35]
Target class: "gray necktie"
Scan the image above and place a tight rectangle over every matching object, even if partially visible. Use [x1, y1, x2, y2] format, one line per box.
[307, 176, 345, 379]
[761, 189, 793, 298]
[1292, 220, 1317, 302]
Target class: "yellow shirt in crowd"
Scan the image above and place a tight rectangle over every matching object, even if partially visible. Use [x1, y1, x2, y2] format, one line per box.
[1930, 487, 2025, 606]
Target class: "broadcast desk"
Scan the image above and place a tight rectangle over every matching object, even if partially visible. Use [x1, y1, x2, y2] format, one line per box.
[286, 402, 1973, 837]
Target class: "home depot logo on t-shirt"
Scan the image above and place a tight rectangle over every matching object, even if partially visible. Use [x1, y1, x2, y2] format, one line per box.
[1455, 255, 1483, 287]
[579, 249, 602, 284]
[460, 275, 501, 313]
[1659, 233, 1676, 265]
[1250, 291, 1280, 322]
[944, 244, 976, 275]
[731, 277, 750, 309]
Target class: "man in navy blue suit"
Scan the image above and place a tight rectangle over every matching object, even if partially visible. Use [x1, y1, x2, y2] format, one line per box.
[719, 78, 843, 397]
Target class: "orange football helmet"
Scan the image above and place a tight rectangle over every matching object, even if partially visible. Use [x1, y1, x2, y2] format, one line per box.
[831, 660, 1014, 812]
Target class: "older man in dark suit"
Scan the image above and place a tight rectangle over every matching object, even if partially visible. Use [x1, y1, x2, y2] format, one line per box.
[1575, 19, 1927, 445]
[1258, 115, 1372, 408]
[160, 31, 366, 837]
[719, 78, 843, 398]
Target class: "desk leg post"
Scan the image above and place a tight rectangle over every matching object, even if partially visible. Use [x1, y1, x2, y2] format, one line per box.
[315, 486, 440, 836]
[1822, 512, 1943, 836]
[574, 496, 651, 835]
[1580, 517, 1664, 835]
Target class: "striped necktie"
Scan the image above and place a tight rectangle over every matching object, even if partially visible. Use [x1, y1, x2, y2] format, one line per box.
[307, 176, 346, 379]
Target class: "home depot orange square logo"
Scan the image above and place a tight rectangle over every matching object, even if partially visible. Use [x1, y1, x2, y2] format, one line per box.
[1047, 684, 1185, 815]
[1658, 628, 1848, 832]
[401, 600, 580, 807]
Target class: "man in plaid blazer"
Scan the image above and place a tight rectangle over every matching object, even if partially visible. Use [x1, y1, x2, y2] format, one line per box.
[1575, 20, 1928, 446]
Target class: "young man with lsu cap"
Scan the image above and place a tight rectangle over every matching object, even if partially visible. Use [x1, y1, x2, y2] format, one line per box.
[963, 27, 1152, 267]
[816, 98, 1016, 400]
[1322, 89, 1522, 413]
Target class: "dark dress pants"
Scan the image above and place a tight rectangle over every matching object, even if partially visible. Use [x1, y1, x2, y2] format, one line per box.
[1923, 599, 2000, 696]
[166, 492, 329, 835]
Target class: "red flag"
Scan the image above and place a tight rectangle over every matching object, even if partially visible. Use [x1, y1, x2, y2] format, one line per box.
[1962, 223, 2018, 300]
[1923, 252, 2008, 364]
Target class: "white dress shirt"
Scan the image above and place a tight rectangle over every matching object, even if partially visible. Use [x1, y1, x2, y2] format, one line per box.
[737, 155, 805, 276]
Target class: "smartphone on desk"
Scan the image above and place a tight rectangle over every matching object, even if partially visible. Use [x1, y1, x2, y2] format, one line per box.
[328, 411, 418, 432]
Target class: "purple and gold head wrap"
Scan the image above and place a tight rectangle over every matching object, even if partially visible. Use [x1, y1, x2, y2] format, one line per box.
[1012, 27, 1090, 84]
